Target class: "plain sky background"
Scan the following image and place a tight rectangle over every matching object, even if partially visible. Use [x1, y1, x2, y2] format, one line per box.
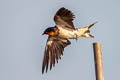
[0, 0, 120, 80]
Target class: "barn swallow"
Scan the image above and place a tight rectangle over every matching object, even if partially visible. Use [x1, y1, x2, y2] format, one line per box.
[42, 7, 97, 74]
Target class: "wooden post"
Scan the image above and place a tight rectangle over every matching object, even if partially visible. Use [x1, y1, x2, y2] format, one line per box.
[93, 42, 104, 80]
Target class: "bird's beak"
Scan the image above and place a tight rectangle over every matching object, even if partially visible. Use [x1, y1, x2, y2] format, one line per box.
[42, 33, 45, 35]
[42, 32, 48, 35]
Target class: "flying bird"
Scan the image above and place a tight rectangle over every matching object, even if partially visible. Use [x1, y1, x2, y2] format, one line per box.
[42, 7, 97, 74]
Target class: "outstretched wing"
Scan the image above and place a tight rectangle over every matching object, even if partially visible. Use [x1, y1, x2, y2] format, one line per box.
[42, 36, 71, 74]
[54, 7, 75, 29]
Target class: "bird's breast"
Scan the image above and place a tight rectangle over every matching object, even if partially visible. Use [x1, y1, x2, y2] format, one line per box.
[57, 27, 77, 39]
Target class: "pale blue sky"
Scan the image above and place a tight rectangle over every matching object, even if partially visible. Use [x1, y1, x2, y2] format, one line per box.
[0, 0, 120, 80]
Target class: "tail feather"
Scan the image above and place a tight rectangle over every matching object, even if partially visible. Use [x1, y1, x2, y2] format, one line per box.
[82, 31, 94, 38]
[88, 21, 98, 29]
[82, 22, 98, 38]
[77, 21, 97, 38]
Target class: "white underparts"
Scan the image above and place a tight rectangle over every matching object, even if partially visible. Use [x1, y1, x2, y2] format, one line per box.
[57, 25, 94, 39]
[57, 26, 77, 39]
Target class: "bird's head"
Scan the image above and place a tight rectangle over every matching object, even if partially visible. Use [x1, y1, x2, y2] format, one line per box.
[42, 27, 58, 36]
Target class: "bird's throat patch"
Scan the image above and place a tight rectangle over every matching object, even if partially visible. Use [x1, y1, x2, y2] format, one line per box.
[48, 32, 55, 36]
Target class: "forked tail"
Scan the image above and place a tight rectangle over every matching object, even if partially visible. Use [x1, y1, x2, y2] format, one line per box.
[82, 21, 97, 38]
[77, 22, 98, 38]
[81, 30, 94, 38]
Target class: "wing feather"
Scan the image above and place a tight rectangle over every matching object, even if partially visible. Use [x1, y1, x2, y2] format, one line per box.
[42, 36, 71, 74]
[54, 7, 75, 29]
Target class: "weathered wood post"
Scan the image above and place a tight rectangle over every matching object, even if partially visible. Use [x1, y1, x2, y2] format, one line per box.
[93, 42, 104, 80]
